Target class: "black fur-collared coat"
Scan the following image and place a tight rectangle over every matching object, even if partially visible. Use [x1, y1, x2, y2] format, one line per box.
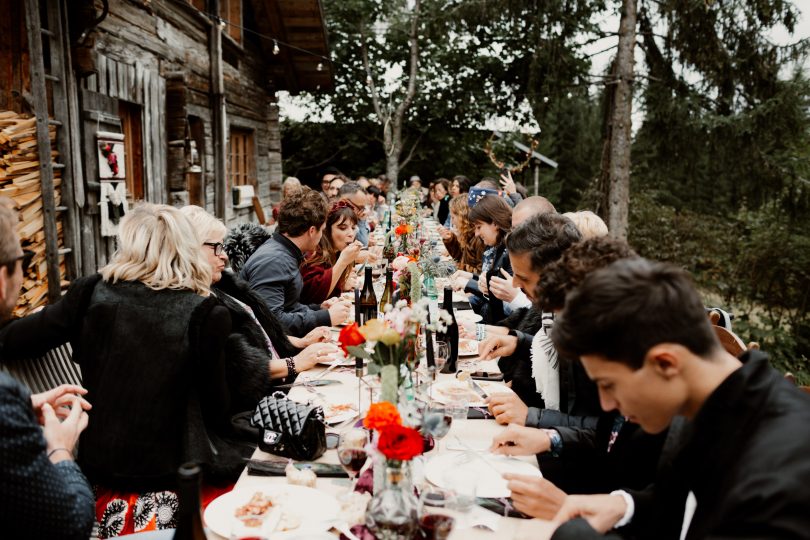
[213, 271, 301, 413]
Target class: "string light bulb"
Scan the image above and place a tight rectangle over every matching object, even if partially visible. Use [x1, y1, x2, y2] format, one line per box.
[543, 96, 549, 103]
[317, 62, 324, 72]
[566, 92, 573, 99]
[218, 17, 226, 29]
[273, 40, 280, 55]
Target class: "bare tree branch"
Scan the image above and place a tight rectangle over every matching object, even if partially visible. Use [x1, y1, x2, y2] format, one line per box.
[359, 24, 385, 123]
[399, 131, 425, 170]
[395, 0, 421, 121]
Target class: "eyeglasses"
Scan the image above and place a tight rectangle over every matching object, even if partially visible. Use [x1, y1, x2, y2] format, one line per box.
[2, 249, 34, 274]
[203, 242, 225, 256]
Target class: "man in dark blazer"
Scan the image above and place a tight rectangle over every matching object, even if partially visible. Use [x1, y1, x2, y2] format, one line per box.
[0, 199, 95, 539]
[545, 258, 810, 539]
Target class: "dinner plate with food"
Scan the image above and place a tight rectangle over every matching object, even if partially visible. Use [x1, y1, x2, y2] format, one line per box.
[204, 485, 340, 539]
[458, 338, 479, 357]
[322, 402, 358, 425]
[429, 379, 513, 408]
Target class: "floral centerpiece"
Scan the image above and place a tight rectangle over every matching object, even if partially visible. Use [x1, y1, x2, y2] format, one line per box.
[418, 241, 453, 299]
[339, 299, 452, 403]
[362, 402, 424, 540]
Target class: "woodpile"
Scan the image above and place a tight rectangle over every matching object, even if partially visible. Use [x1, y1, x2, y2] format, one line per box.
[0, 110, 67, 316]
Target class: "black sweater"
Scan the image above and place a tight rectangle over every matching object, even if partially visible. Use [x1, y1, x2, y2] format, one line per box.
[0, 275, 249, 491]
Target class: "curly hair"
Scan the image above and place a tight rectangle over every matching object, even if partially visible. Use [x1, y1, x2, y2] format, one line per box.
[449, 195, 474, 246]
[535, 236, 637, 312]
[277, 186, 328, 237]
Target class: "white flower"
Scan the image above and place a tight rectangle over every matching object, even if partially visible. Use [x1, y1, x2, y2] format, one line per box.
[395, 299, 409, 309]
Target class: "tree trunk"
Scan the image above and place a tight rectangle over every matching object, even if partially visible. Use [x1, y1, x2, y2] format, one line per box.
[604, 0, 636, 240]
[361, 0, 420, 190]
[386, 154, 400, 189]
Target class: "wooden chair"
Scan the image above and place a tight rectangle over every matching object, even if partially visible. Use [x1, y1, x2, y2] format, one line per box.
[0, 343, 82, 394]
[713, 325, 747, 357]
[708, 308, 760, 357]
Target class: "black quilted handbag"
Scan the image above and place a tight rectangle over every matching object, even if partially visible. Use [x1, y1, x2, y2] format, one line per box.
[250, 392, 327, 460]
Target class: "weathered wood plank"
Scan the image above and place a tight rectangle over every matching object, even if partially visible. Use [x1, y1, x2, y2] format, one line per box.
[107, 56, 118, 98]
[117, 60, 128, 101]
[23, 0, 60, 301]
[97, 53, 107, 94]
[141, 68, 153, 201]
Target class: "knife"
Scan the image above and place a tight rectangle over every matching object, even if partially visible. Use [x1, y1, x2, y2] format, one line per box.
[274, 379, 341, 390]
[456, 370, 488, 399]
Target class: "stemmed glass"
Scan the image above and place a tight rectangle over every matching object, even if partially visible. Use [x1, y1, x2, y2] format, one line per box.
[433, 341, 449, 373]
[422, 405, 452, 452]
[337, 429, 369, 496]
[418, 486, 457, 540]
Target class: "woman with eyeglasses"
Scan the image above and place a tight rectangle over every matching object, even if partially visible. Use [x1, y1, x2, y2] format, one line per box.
[0, 203, 260, 536]
[180, 205, 337, 412]
[299, 200, 363, 305]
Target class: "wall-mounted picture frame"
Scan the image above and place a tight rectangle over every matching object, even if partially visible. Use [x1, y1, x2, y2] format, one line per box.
[96, 131, 127, 180]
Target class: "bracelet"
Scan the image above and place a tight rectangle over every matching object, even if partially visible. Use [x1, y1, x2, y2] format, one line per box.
[47, 448, 72, 460]
[285, 357, 298, 380]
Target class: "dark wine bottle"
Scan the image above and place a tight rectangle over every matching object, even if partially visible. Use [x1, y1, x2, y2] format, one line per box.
[358, 265, 378, 324]
[379, 269, 394, 312]
[438, 286, 459, 373]
[173, 463, 207, 540]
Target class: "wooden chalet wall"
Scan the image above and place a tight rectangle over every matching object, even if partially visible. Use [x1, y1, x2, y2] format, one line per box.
[2, 0, 331, 287]
[82, 0, 281, 235]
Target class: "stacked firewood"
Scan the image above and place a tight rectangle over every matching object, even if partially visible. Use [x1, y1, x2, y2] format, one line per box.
[0, 110, 67, 316]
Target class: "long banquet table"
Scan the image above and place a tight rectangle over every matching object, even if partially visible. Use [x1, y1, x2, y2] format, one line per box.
[206, 356, 556, 540]
[206, 219, 555, 539]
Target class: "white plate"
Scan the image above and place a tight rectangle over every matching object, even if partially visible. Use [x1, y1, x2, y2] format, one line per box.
[424, 452, 542, 498]
[458, 338, 479, 357]
[429, 379, 513, 408]
[454, 311, 483, 324]
[322, 402, 358, 425]
[204, 485, 341, 539]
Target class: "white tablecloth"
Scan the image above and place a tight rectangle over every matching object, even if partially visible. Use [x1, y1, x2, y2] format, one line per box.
[206, 357, 556, 540]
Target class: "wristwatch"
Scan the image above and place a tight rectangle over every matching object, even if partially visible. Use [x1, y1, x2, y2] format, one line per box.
[545, 429, 563, 457]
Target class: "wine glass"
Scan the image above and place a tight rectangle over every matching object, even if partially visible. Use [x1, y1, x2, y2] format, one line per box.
[433, 340, 449, 373]
[337, 429, 369, 495]
[422, 406, 452, 452]
[418, 486, 457, 540]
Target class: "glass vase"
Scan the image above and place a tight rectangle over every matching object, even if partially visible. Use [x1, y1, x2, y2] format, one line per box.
[366, 460, 418, 540]
[424, 274, 438, 300]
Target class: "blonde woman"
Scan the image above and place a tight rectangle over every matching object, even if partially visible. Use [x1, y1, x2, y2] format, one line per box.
[562, 210, 608, 240]
[181, 205, 337, 413]
[0, 203, 248, 537]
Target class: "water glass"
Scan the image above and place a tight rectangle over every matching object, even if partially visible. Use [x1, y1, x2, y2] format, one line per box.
[442, 469, 477, 512]
[445, 398, 468, 421]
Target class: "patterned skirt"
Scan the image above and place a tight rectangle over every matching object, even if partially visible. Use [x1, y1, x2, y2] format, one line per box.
[94, 483, 232, 538]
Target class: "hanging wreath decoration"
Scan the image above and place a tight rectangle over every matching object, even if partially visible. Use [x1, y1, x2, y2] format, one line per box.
[484, 132, 539, 174]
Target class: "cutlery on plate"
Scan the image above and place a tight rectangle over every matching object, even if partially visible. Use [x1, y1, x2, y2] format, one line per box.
[456, 370, 488, 399]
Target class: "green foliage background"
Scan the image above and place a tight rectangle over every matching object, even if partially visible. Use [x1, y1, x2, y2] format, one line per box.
[283, 0, 810, 381]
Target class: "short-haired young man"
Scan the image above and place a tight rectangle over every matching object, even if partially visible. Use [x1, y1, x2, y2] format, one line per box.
[241, 187, 350, 336]
[549, 258, 810, 539]
[0, 199, 95, 538]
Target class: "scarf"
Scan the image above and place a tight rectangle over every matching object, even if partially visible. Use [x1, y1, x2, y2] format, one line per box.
[530, 313, 560, 410]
